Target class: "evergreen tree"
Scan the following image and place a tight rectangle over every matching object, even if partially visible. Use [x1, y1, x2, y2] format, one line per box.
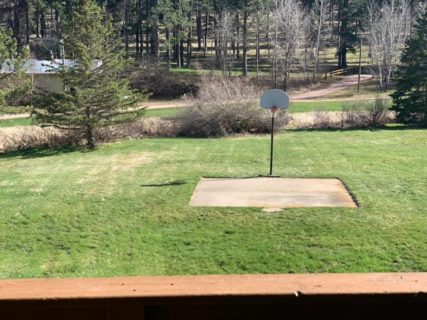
[391, 11, 427, 127]
[336, 0, 366, 68]
[32, 0, 146, 148]
[0, 29, 27, 82]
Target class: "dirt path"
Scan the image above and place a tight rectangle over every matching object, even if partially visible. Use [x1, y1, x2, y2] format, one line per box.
[144, 100, 191, 109]
[292, 75, 372, 101]
[0, 113, 30, 120]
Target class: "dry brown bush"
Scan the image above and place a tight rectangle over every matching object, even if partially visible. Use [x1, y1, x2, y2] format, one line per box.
[96, 118, 176, 141]
[176, 76, 290, 137]
[0, 126, 78, 153]
[341, 99, 394, 129]
[0, 118, 176, 153]
[289, 99, 394, 130]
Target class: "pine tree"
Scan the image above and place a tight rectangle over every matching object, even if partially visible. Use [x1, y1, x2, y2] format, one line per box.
[32, 0, 146, 148]
[0, 30, 18, 67]
[0, 29, 27, 82]
[391, 11, 427, 127]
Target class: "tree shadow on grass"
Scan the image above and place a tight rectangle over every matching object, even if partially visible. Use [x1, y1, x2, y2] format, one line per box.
[141, 180, 186, 187]
[0, 145, 86, 160]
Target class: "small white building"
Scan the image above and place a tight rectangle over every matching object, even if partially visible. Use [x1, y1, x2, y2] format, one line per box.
[0, 59, 102, 93]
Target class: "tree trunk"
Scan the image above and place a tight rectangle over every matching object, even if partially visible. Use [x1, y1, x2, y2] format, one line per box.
[13, 2, 21, 52]
[223, 35, 227, 76]
[236, 13, 240, 59]
[86, 124, 95, 149]
[25, 0, 30, 44]
[357, 37, 362, 92]
[145, 0, 150, 54]
[180, 39, 184, 68]
[242, 10, 248, 76]
[166, 28, 171, 69]
[273, 13, 278, 89]
[266, 11, 270, 59]
[196, 3, 202, 51]
[124, 0, 130, 58]
[85, 106, 95, 149]
[187, 25, 192, 68]
[256, 13, 260, 84]
[313, 0, 324, 83]
[214, 12, 220, 67]
[175, 28, 181, 67]
[338, 0, 349, 68]
[150, 12, 159, 60]
[136, 0, 143, 60]
[41, 11, 45, 37]
[187, 2, 193, 68]
[204, 10, 208, 56]
[35, 5, 40, 38]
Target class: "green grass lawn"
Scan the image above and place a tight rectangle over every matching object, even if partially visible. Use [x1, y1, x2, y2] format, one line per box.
[0, 129, 426, 278]
[145, 107, 184, 118]
[0, 118, 33, 128]
[290, 101, 345, 113]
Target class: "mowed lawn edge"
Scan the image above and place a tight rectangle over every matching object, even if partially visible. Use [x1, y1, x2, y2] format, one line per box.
[0, 129, 426, 278]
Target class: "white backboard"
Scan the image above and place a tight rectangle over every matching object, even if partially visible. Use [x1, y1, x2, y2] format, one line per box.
[260, 89, 290, 109]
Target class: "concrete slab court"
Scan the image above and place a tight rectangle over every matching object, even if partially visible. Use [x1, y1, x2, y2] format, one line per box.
[190, 178, 357, 208]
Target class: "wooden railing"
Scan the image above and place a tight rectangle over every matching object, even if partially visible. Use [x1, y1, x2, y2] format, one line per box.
[0, 273, 426, 319]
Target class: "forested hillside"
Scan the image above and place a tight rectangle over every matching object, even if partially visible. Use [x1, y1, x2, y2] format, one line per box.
[1, 0, 426, 92]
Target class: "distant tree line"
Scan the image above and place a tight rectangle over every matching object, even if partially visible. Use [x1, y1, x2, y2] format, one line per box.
[0, 0, 426, 88]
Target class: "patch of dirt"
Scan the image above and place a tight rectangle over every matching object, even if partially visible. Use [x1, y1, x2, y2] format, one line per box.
[143, 100, 191, 109]
[292, 75, 373, 101]
[0, 113, 30, 120]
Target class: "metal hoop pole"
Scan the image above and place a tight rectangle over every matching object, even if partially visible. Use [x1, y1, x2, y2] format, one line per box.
[269, 113, 275, 176]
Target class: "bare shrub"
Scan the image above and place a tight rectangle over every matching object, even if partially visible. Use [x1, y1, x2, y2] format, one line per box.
[192, 75, 259, 107]
[95, 118, 176, 141]
[176, 76, 289, 137]
[0, 126, 79, 153]
[288, 111, 341, 129]
[341, 98, 394, 128]
[311, 110, 335, 129]
[288, 99, 394, 130]
[0, 118, 178, 153]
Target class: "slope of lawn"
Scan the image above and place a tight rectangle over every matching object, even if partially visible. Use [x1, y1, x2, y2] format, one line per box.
[0, 129, 426, 278]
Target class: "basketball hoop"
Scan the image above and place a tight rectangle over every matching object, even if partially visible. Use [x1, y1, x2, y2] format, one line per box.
[268, 106, 280, 118]
[260, 89, 290, 176]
